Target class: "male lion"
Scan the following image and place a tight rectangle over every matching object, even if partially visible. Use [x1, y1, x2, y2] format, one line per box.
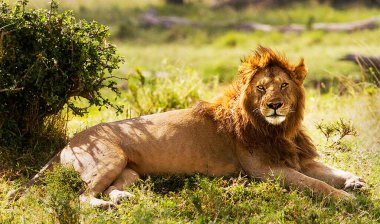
[11, 46, 364, 207]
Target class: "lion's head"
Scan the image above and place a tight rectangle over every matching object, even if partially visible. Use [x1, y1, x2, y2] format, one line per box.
[195, 46, 307, 139]
[238, 46, 307, 128]
[193, 46, 316, 166]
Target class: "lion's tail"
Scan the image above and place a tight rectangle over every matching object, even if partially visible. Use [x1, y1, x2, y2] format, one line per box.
[7, 152, 61, 202]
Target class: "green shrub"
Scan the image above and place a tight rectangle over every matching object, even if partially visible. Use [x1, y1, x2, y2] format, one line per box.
[0, 0, 123, 148]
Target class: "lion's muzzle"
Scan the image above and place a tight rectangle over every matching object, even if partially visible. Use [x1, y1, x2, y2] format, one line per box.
[262, 100, 288, 125]
[267, 101, 283, 110]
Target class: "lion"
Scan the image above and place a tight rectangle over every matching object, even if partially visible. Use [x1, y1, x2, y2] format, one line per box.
[10, 46, 365, 208]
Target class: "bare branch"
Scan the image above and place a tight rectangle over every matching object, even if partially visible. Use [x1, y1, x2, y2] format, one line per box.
[0, 87, 24, 93]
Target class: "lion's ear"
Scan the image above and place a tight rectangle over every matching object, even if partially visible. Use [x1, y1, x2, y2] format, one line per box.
[293, 58, 307, 84]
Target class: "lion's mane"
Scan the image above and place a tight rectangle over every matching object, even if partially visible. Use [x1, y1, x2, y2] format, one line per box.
[194, 46, 318, 169]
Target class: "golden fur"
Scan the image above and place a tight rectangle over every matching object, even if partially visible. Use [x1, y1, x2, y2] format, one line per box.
[10, 46, 364, 208]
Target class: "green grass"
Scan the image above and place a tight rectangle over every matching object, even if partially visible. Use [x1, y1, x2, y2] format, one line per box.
[1, 1, 380, 223]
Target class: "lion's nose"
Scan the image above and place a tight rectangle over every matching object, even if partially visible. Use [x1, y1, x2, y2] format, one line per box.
[267, 101, 283, 110]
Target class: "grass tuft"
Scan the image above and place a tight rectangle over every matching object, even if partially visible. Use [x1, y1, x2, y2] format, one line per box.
[43, 166, 85, 224]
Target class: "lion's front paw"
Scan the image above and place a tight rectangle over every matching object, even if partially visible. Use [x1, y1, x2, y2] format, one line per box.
[109, 189, 134, 204]
[344, 176, 365, 190]
[335, 189, 355, 200]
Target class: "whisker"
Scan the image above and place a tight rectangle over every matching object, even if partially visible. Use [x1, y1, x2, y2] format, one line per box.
[252, 108, 261, 117]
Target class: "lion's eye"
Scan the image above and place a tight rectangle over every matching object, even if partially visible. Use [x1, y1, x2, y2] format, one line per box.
[256, 85, 265, 92]
[281, 83, 289, 89]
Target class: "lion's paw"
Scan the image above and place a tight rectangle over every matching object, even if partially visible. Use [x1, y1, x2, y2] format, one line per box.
[344, 176, 365, 190]
[335, 189, 355, 200]
[80, 195, 116, 209]
[109, 189, 134, 204]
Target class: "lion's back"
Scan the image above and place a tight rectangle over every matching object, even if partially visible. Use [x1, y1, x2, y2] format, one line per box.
[115, 108, 241, 176]
[59, 108, 241, 181]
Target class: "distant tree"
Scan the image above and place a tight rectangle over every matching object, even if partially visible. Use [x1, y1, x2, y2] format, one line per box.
[166, 0, 184, 5]
[319, 0, 380, 7]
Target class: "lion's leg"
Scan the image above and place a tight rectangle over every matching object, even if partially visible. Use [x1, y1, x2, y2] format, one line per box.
[103, 168, 140, 204]
[236, 146, 352, 199]
[264, 167, 353, 198]
[78, 168, 139, 207]
[61, 140, 132, 208]
[301, 160, 365, 190]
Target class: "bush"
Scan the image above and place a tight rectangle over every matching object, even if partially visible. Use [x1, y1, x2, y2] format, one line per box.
[0, 0, 123, 148]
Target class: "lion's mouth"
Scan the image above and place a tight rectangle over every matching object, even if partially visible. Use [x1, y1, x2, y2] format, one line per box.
[265, 114, 286, 125]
